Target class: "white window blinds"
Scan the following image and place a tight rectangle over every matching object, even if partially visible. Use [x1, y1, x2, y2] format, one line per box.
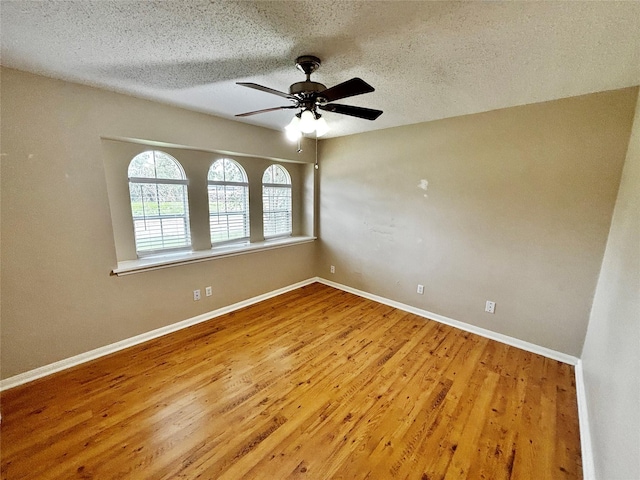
[128, 151, 191, 255]
[208, 158, 250, 245]
[262, 164, 292, 238]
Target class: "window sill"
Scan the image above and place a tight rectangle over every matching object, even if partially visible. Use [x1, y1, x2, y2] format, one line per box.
[112, 236, 316, 276]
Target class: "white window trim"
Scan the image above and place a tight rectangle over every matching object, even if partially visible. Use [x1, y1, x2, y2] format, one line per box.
[129, 177, 189, 185]
[129, 175, 191, 257]
[128, 151, 192, 256]
[208, 180, 248, 186]
[262, 182, 291, 188]
[262, 176, 293, 238]
[207, 164, 250, 246]
[111, 236, 316, 276]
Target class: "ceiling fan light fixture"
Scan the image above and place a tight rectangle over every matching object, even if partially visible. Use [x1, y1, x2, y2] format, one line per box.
[284, 110, 330, 140]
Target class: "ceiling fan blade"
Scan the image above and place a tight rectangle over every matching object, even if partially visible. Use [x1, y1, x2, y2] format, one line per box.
[235, 105, 297, 117]
[319, 103, 383, 121]
[237, 82, 296, 100]
[319, 78, 375, 103]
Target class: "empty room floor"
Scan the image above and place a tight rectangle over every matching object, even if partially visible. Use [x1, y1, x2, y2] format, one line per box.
[0, 283, 581, 479]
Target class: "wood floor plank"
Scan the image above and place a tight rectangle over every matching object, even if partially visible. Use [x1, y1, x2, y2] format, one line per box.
[0, 283, 582, 479]
[215, 310, 420, 480]
[387, 332, 489, 479]
[254, 316, 440, 480]
[470, 347, 530, 480]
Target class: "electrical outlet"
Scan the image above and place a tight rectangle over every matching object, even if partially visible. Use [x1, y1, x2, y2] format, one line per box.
[417, 284, 424, 294]
[193, 289, 201, 301]
[330, 265, 335, 274]
[485, 301, 495, 314]
[205, 286, 212, 297]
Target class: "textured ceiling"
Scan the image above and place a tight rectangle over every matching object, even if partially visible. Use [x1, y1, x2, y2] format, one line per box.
[1, 1, 639, 138]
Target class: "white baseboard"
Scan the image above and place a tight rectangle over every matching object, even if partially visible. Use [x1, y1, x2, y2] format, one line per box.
[0, 278, 317, 392]
[1, 276, 579, 392]
[574, 360, 596, 480]
[317, 277, 579, 365]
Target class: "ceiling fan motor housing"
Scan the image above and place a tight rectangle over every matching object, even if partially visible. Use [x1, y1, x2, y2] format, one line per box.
[291, 55, 328, 105]
[289, 81, 327, 97]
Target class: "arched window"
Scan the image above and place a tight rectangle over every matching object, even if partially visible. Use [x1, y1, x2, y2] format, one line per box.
[208, 158, 250, 245]
[128, 151, 191, 255]
[262, 164, 292, 238]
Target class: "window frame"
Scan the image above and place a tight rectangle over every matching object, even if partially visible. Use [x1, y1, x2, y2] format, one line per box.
[128, 151, 192, 257]
[207, 158, 250, 247]
[262, 164, 293, 239]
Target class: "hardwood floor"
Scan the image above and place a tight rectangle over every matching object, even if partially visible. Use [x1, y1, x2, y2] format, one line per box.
[0, 283, 582, 479]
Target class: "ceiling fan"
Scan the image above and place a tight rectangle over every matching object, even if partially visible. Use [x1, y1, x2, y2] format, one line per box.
[236, 55, 382, 137]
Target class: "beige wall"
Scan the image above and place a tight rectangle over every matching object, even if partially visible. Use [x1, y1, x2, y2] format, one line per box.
[1, 66, 637, 381]
[0, 68, 316, 379]
[581, 91, 640, 479]
[318, 88, 637, 356]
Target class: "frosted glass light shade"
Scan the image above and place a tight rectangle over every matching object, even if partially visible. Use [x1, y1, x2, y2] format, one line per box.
[315, 117, 329, 137]
[285, 116, 300, 130]
[285, 126, 301, 142]
[299, 110, 316, 133]
[284, 116, 302, 142]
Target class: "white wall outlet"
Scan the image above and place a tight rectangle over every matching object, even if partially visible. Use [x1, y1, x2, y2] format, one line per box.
[205, 286, 212, 297]
[330, 265, 335, 274]
[485, 301, 496, 314]
[193, 289, 201, 301]
[417, 284, 424, 294]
